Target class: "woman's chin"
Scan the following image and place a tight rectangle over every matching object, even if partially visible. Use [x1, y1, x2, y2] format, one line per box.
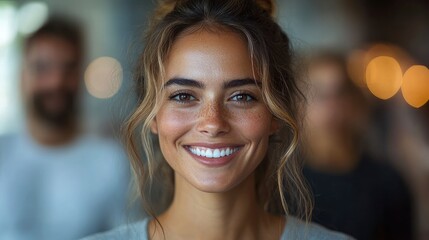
[185, 173, 247, 193]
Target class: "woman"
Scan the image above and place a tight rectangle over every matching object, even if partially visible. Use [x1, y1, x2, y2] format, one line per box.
[85, 0, 352, 239]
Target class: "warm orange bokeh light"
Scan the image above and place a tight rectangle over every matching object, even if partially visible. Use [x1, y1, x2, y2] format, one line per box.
[347, 49, 367, 88]
[401, 65, 429, 108]
[84, 57, 123, 99]
[365, 44, 413, 69]
[347, 44, 413, 91]
[366, 56, 403, 100]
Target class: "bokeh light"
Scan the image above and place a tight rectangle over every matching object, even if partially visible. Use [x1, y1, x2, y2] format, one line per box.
[365, 44, 413, 71]
[401, 65, 429, 108]
[347, 44, 413, 91]
[0, 4, 17, 47]
[17, 2, 49, 35]
[347, 49, 367, 88]
[366, 56, 403, 100]
[84, 57, 123, 99]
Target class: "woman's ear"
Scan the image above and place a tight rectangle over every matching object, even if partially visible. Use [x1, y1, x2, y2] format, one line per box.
[269, 117, 280, 135]
[150, 118, 158, 134]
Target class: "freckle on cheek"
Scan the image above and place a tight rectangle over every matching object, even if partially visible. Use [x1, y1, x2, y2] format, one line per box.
[239, 111, 272, 133]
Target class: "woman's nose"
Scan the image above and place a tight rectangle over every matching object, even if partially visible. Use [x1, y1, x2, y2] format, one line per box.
[196, 101, 231, 137]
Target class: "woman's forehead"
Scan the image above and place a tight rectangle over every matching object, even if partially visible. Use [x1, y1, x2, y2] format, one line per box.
[163, 29, 256, 85]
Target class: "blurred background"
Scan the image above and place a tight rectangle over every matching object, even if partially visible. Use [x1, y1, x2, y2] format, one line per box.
[0, 0, 428, 239]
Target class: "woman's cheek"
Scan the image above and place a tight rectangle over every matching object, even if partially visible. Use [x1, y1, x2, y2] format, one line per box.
[232, 107, 273, 139]
[157, 107, 196, 138]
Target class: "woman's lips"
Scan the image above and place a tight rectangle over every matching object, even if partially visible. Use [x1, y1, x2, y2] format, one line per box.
[184, 144, 242, 167]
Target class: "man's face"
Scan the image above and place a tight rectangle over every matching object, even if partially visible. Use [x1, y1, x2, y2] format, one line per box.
[22, 35, 81, 127]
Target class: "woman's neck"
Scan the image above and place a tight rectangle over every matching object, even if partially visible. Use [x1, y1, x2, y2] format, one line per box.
[149, 173, 284, 240]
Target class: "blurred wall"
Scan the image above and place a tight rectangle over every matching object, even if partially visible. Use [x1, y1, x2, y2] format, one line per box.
[277, 0, 366, 51]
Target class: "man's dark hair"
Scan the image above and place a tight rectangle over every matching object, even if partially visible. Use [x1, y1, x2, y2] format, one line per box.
[25, 16, 83, 58]
[24, 16, 84, 128]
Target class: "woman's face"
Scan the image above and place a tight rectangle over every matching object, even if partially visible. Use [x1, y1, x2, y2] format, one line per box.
[151, 29, 277, 193]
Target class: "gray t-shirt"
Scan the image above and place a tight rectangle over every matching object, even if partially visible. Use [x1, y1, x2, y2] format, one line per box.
[0, 132, 131, 240]
[82, 216, 354, 240]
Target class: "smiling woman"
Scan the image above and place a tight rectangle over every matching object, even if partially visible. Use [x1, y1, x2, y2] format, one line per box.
[83, 0, 352, 239]
[152, 30, 278, 196]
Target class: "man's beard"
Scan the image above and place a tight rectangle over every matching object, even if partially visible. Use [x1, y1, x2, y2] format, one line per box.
[32, 90, 77, 128]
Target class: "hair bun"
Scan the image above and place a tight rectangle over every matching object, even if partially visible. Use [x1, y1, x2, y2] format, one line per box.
[255, 0, 276, 17]
[153, 0, 177, 21]
[154, 0, 276, 20]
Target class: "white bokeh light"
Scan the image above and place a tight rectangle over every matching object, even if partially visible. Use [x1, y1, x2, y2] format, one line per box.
[17, 1, 49, 35]
[0, 4, 17, 47]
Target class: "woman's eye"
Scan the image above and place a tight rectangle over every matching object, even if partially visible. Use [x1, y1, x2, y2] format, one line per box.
[230, 94, 255, 102]
[170, 93, 196, 102]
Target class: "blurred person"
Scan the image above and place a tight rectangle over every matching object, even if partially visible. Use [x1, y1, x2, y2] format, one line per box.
[301, 52, 413, 240]
[0, 17, 131, 240]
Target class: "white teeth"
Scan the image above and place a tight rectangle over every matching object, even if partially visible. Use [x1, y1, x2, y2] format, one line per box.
[213, 149, 220, 158]
[206, 149, 213, 158]
[187, 146, 239, 158]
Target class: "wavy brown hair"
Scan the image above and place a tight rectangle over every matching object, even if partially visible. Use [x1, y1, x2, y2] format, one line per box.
[124, 0, 312, 221]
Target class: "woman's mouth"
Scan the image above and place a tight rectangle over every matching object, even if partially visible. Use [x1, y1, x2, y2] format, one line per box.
[187, 146, 240, 158]
[184, 145, 242, 167]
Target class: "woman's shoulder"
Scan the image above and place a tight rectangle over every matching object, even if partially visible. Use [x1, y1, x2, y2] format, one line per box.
[80, 219, 149, 240]
[282, 216, 355, 240]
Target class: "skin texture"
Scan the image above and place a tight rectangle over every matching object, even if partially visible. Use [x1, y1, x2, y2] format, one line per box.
[149, 29, 284, 240]
[21, 35, 81, 146]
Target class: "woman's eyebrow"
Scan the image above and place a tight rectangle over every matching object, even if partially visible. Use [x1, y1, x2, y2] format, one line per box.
[223, 78, 261, 89]
[164, 78, 204, 88]
[163, 77, 261, 89]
